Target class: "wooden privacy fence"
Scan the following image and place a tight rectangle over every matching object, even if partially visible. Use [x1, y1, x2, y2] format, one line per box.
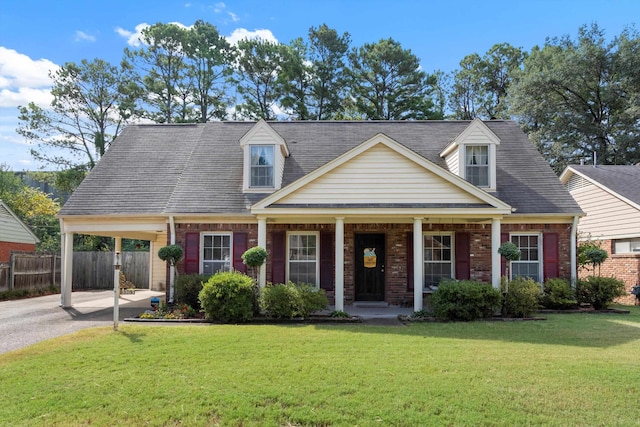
[72, 251, 149, 290]
[0, 253, 61, 291]
[0, 251, 149, 291]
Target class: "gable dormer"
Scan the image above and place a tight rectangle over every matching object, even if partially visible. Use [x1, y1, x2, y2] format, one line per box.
[240, 120, 289, 193]
[440, 118, 500, 191]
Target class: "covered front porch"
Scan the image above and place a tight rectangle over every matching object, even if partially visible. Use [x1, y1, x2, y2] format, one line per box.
[254, 213, 507, 312]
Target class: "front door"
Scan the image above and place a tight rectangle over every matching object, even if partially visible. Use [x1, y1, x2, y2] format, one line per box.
[355, 233, 385, 301]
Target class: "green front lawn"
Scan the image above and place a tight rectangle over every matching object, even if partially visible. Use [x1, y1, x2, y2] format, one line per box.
[1, 307, 640, 426]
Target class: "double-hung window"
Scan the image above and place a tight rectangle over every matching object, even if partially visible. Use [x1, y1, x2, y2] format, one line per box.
[250, 145, 274, 188]
[202, 233, 231, 275]
[465, 145, 489, 187]
[510, 234, 541, 282]
[423, 234, 453, 288]
[287, 232, 319, 287]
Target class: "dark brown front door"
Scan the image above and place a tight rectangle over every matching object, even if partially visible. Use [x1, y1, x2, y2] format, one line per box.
[355, 233, 385, 301]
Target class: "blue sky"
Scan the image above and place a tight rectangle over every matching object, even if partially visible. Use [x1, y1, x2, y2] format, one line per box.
[1, 0, 638, 171]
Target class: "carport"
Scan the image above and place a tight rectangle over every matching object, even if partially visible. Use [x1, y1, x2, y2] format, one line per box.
[58, 216, 168, 308]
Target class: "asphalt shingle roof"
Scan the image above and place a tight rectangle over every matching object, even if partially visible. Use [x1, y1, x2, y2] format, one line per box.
[59, 120, 582, 216]
[569, 165, 640, 205]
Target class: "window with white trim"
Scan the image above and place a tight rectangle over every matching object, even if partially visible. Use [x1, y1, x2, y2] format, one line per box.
[287, 232, 319, 287]
[201, 233, 232, 275]
[465, 145, 489, 187]
[250, 145, 274, 188]
[614, 238, 640, 254]
[423, 234, 453, 288]
[510, 233, 541, 282]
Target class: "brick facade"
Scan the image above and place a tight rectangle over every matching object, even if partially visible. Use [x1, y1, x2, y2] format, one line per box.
[0, 242, 36, 263]
[169, 221, 573, 307]
[579, 239, 640, 305]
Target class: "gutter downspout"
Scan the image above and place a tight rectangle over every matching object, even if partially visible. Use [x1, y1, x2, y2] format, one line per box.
[570, 215, 579, 287]
[169, 215, 176, 303]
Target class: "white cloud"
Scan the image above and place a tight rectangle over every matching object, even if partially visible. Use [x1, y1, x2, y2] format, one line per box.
[228, 12, 239, 22]
[115, 23, 150, 47]
[0, 47, 58, 90]
[226, 28, 278, 46]
[74, 31, 96, 42]
[0, 88, 53, 108]
[214, 2, 226, 13]
[115, 22, 192, 47]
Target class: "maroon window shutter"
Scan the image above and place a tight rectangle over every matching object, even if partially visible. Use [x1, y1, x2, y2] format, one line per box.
[500, 232, 509, 276]
[455, 232, 471, 280]
[320, 231, 334, 290]
[233, 232, 248, 273]
[184, 232, 200, 274]
[543, 233, 559, 280]
[407, 232, 414, 291]
[270, 231, 286, 284]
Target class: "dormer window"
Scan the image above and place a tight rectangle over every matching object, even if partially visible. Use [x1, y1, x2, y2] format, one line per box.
[439, 119, 500, 191]
[240, 120, 290, 193]
[250, 145, 275, 187]
[465, 145, 489, 187]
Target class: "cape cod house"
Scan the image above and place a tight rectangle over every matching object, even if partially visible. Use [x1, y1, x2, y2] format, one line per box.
[58, 119, 583, 311]
[561, 165, 640, 304]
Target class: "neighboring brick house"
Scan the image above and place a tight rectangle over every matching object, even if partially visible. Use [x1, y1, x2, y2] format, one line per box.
[0, 200, 39, 263]
[58, 119, 583, 310]
[561, 165, 640, 304]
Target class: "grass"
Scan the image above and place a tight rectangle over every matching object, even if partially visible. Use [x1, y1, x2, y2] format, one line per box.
[1, 307, 640, 426]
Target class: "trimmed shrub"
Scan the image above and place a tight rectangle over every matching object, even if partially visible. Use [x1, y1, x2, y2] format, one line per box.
[576, 276, 626, 310]
[259, 282, 328, 318]
[198, 271, 255, 322]
[540, 278, 576, 309]
[175, 274, 210, 309]
[260, 282, 300, 318]
[503, 277, 541, 318]
[430, 280, 502, 321]
[297, 283, 328, 317]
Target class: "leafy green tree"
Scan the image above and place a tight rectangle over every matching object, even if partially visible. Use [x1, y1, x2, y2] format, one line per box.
[279, 38, 312, 120]
[449, 43, 525, 119]
[510, 24, 640, 173]
[233, 38, 288, 120]
[184, 20, 235, 122]
[17, 58, 136, 169]
[0, 165, 61, 252]
[124, 22, 192, 123]
[306, 24, 351, 120]
[347, 38, 440, 120]
[449, 53, 483, 119]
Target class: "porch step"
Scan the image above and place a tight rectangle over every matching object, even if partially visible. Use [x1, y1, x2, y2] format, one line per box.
[352, 301, 389, 308]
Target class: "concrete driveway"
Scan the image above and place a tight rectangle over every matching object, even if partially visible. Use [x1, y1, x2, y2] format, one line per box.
[0, 290, 164, 355]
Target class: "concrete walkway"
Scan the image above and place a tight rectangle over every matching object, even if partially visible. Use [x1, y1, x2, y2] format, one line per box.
[0, 291, 415, 355]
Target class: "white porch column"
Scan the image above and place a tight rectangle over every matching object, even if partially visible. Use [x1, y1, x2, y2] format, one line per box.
[258, 217, 267, 288]
[491, 218, 502, 289]
[570, 216, 579, 286]
[113, 237, 122, 331]
[413, 218, 423, 311]
[61, 231, 73, 308]
[334, 217, 345, 312]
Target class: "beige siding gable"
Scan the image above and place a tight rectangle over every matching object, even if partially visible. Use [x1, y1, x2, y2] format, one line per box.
[571, 184, 640, 239]
[278, 143, 486, 205]
[0, 201, 39, 244]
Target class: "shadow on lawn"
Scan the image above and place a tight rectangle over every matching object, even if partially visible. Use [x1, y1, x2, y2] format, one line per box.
[314, 309, 640, 349]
